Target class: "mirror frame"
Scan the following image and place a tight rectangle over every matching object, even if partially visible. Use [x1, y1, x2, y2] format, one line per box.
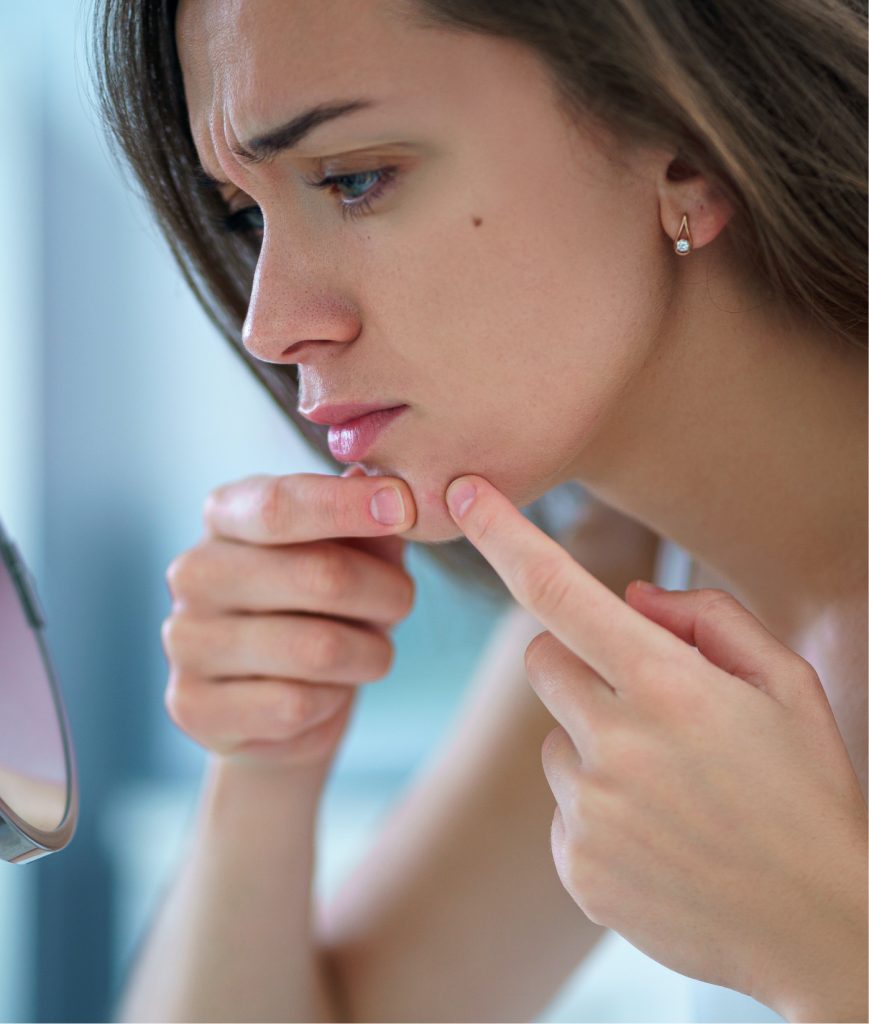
[0, 517, 78, 863]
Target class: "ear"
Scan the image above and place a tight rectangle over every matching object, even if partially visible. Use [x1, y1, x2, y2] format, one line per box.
[657, 153, 736, 252]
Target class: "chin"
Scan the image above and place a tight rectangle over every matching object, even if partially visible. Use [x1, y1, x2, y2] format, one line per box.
[399, 509, 467, 545]
[353, 461, 471, 544]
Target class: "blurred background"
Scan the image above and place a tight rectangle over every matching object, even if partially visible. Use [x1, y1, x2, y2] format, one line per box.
[0, 3, 706, 1022]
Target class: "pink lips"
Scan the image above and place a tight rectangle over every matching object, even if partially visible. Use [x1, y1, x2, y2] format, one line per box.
[327, 406, 408, 461]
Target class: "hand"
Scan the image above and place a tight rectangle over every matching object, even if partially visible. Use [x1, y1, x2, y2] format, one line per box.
[445, 474, 868, 1015]
[160, 466, 416, 769]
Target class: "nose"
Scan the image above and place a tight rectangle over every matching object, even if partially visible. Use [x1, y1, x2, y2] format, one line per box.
[241, 231, 361, 364]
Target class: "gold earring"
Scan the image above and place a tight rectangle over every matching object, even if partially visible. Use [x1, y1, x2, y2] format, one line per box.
[674, 213, 692, 255]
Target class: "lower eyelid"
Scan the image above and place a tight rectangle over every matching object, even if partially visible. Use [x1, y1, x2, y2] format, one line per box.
[308, 166, 400, 211]
[218, 165, 400, 234]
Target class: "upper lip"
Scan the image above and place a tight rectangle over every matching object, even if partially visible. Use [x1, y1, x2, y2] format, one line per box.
[299, 402, 406, 427]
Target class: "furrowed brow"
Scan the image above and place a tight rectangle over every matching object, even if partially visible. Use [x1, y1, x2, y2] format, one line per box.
[231, 99, 377, 163]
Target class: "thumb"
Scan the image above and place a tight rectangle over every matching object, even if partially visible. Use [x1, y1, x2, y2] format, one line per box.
[624, 581, 822, 709]
[338, 464, 407, 569]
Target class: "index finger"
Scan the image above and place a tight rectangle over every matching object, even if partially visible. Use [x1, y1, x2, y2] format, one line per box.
[446, 475, 679, 689]
[203, 472, 417, 544]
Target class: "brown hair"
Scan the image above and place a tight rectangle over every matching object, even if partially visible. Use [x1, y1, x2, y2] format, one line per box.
[88, 0, 867, 596]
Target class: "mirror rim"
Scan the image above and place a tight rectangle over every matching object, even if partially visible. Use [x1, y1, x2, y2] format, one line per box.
[0, 517, 79, 863]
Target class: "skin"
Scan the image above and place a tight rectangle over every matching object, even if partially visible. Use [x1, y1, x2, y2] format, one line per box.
[175, 0, 867, 1011]
[442, 477, 868, 1020]
[177, 0, 867, 775]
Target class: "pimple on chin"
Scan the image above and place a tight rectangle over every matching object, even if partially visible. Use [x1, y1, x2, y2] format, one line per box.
[418, 485, 451, 510]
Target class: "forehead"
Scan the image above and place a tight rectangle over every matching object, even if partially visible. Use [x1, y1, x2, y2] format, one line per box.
[176, 0, 408, 126]
[175, 0, 563, 165]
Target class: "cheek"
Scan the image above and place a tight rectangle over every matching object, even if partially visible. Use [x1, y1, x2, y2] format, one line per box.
[357, 166, 667, 544]
[408, 203, 663, 442]
[383, 154, 665, 413]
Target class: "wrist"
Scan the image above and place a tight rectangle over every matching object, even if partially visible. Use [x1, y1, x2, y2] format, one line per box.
[199, 749, 331, 833]
[208, 745, 332, 791]
[779, 987, 868, 1024]
[760, 848, 868, 1023]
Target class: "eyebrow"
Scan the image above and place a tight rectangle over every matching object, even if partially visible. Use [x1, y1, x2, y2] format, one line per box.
[195, 98, 376, 188]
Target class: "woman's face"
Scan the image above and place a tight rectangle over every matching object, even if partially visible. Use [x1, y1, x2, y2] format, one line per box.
[176, 0, 674, 544]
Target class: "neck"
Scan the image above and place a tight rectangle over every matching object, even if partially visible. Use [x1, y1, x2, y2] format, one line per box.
[571, 289, 867, 643]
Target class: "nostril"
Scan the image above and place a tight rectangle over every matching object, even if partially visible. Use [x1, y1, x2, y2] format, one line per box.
[283, 340, 318, 358]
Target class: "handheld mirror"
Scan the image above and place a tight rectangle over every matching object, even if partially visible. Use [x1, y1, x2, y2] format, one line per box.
[0, 516, 78, 862]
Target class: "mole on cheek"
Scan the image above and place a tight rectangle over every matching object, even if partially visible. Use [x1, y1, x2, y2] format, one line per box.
[472, 216, 482, 227]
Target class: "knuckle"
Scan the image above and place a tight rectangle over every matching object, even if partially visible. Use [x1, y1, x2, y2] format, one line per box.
[161, 613, 210, 669]
[540, 723, 567, 765]
[392, 573, 416, 620]
[524, 630, 553, 674]
[372, 632, 395, 676]
[164, 549, 202, 601]
[163, 671, 194, 730]
[258, 475, 289, 537]
[160, 614, 183, 662]
[164, 555, 186, 600]
[563, 786, 587, 833]
[694, 589, 737, 626]
[201, 486, 223, 532]
[309, 548, 354, 604]
[277, 687, 315, 729]
[792, 653, 822, 687]
[515, 555, 572, 618]
[311, 482, 347, 534]
[553, 815, 593, 902]
[469, 505, 500, 545]
[305, 624, 344, 674]
[351, 629, 394, 681]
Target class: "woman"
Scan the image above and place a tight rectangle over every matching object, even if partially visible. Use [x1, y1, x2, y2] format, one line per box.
[91, 1, 867, 1021]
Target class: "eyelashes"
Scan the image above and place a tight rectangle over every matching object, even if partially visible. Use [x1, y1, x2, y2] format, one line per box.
[213, 165, 400, 236]
[301, 165, 399, 221]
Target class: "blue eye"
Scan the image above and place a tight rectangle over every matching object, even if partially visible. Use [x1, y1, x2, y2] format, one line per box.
[302, 166, 399, 220]
[213, 165, 398, 236]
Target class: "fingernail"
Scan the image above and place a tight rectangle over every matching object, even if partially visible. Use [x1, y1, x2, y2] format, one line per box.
[635, 579, 666, 593]
[446, 480, 477, 519]
[370, 486, 405, 526]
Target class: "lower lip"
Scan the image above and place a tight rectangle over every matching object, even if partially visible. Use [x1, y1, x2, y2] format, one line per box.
[327, 406, 408, 461]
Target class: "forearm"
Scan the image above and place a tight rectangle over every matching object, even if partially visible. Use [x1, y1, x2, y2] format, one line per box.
[114, 754, 341, 1023]
[314, 507, 661, 1022]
